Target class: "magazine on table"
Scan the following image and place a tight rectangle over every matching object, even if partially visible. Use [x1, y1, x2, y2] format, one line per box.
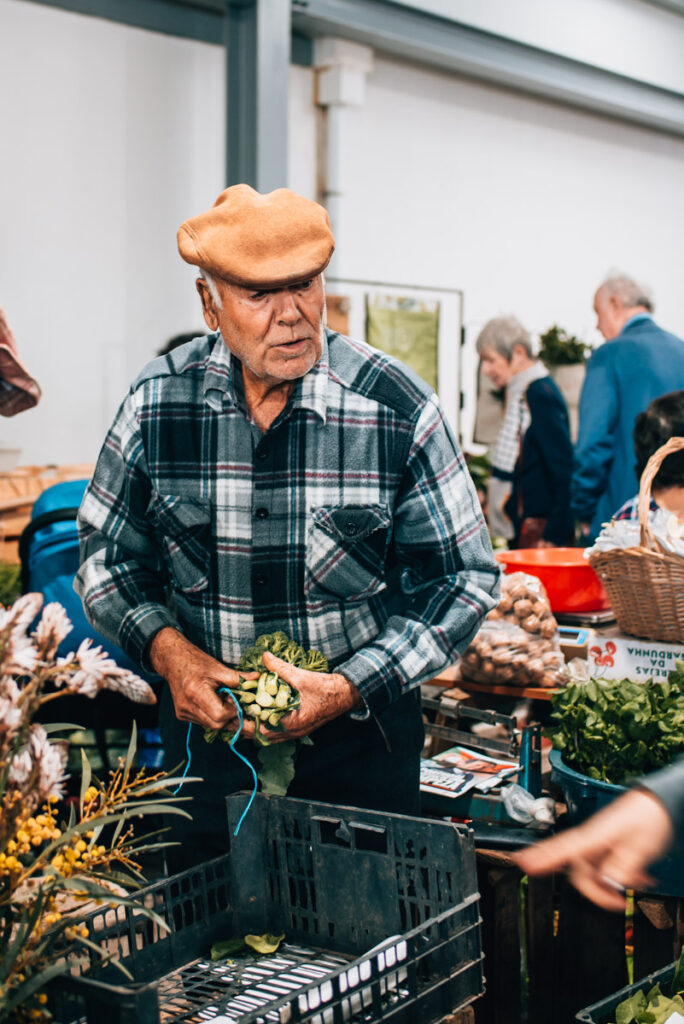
[420, 745, 519, 799]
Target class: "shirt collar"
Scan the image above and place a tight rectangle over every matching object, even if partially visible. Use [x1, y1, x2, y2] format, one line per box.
[621, 312, 652, 333]
[203, 329, 329, 424]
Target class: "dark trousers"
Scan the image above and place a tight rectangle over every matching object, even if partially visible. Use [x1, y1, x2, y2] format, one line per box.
[161, 687, 424, 875]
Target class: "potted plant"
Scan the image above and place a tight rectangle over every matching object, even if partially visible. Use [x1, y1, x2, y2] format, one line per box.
[539, 325, 592, 442]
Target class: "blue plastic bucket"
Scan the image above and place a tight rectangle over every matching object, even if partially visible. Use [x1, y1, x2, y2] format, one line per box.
[549, 749, 684, 897]
[549, 749, 623, 824]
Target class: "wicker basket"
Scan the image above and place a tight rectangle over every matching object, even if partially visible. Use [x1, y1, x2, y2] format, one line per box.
[588, 437, 684, 643]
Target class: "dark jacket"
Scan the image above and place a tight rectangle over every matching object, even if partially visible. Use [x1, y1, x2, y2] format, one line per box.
[506, 376, 574, 546]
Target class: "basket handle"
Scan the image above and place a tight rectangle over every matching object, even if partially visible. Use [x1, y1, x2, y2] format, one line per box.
[638, 436, 684, 549]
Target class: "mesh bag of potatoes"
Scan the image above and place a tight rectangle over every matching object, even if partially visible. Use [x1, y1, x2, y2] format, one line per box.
[459, 571, 564, 688]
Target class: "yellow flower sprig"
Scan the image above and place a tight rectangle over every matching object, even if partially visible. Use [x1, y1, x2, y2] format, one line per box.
[0, 725, 198, 1024]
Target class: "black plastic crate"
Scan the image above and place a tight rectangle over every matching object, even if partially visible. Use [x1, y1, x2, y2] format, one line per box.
[575, 962, 675, 1022]
[49, 793, 484, 1024]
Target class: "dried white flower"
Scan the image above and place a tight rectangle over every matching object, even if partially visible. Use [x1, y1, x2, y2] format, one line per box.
[0, 696, 24, 738]
[5, 639, 39, 675]
[34, 734, 68, 802]
[0, 674, 22, 702]
[8, 748, 32, 787]
[104, 671, 156, 705]
[16, 724, 68, 801]
[0, 593, 43, 675]
[0, 592, 44, 640]
[32, 602, 72, 660]
[54, 639, 156, 705]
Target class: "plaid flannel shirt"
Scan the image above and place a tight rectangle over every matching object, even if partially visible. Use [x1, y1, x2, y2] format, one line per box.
[76, 330, 500, 717]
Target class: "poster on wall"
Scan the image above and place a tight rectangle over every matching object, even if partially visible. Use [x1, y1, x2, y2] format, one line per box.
[365, 295, 440, 393]
[324, 278, 463, 437]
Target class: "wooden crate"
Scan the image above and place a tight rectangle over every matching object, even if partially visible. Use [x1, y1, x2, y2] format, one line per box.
[0, 464, 94, 563]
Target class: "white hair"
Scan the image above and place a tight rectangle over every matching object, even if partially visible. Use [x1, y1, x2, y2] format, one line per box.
[599, 274, 654, 312]
[198, 268, 223, 309]
[475, 316, 534, 360]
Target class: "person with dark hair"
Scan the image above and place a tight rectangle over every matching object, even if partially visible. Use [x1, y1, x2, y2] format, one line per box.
[613, 390, 684, 523]
[572, 275, 684, 541]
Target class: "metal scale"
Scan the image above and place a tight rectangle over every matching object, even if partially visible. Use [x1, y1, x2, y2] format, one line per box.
[421, 687, 546, 847]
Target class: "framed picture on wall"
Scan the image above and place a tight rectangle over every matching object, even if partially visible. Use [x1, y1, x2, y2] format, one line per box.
[324, 277, 464, 437]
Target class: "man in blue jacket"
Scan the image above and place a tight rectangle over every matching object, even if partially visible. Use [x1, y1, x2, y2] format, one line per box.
[572, 275, 684, 541]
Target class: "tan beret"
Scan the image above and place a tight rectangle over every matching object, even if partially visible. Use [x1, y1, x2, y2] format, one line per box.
[177, 184, 335, 289]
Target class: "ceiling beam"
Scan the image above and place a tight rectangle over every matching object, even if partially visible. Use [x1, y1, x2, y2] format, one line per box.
[293, 0, 684, 137]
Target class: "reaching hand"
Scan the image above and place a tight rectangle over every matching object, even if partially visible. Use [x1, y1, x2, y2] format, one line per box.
[513, 788, 674, 910]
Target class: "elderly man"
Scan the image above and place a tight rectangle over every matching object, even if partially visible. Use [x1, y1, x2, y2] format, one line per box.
[572, 274, 684, 541]
[76, 185, 499, 868]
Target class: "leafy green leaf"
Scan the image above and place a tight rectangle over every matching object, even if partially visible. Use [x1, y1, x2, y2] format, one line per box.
[670, 948, 684, 997]
[257, 742, 298, 796]
[245, 932, 285, 954]
[211, 938, 247, 960]
[79, 747, 92, 809]
[615, 988, 646, 1023]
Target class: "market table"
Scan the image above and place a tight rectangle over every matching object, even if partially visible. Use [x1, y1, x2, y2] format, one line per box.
[424, 665, 561, 701]
[471, 845, 684, 1024]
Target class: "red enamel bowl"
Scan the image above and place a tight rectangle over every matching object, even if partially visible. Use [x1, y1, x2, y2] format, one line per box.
[495, 547, 611, 614]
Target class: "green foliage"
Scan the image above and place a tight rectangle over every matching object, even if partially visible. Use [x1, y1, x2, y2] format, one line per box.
[238, 631, 329, 673]
[609, 950, 684, 1022]
[0, 563, 21, 607]
[539, 324, 592, 367]
[255, 741, 298, 796]
[205, 632, 328, 797]
[549, 662, 684, 784]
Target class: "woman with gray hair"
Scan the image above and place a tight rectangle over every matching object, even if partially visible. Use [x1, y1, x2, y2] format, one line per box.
[477, 316, 574, 547]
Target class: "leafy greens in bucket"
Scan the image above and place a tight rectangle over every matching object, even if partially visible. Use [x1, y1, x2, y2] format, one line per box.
[549, 662, 684, 785]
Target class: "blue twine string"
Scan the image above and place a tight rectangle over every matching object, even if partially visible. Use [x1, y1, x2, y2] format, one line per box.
[171, 685, 258, 836]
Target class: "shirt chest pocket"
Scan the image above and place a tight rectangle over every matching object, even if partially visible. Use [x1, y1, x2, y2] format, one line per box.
[150, 493, 211, 594]
[305, 504, 391, 601]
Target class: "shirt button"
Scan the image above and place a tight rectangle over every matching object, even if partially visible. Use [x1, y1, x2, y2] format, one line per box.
[254, 573, 268, 586]
[256, 446, 270, 460]
[344, 521, 358, 537]
[255, 507, 269, 520]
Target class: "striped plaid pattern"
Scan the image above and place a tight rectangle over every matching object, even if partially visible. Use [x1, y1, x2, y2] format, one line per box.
[76, 329, 500, 715]
[613, 495, 659, 522]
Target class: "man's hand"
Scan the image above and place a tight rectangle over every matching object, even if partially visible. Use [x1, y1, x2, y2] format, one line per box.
[149, 627, 256, 732]
[513, 788, 674, 910]
[239, 651, 362, 743]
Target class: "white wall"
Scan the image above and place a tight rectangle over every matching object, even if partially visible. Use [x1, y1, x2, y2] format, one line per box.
[308, 54, 684, 444]
[395, 0, 684, 94]
[3, 1, 684, 460]
[0, 0, 225, 464]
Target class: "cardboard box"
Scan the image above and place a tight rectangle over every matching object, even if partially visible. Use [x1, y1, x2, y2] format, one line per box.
[588, 626, 684, 681]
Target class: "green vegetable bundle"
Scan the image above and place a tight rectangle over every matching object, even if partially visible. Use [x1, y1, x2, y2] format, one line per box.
[550, 663, 684, 785]
[226, 670, 301, 745]
[204, 631, 328, 796]
[608, 950, 684, 1023]
[238, 631, 329, 675]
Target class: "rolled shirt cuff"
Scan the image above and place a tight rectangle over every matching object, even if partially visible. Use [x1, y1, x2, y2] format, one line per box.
[337, 649, 395, 720]
[118, 603, 181, 674]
